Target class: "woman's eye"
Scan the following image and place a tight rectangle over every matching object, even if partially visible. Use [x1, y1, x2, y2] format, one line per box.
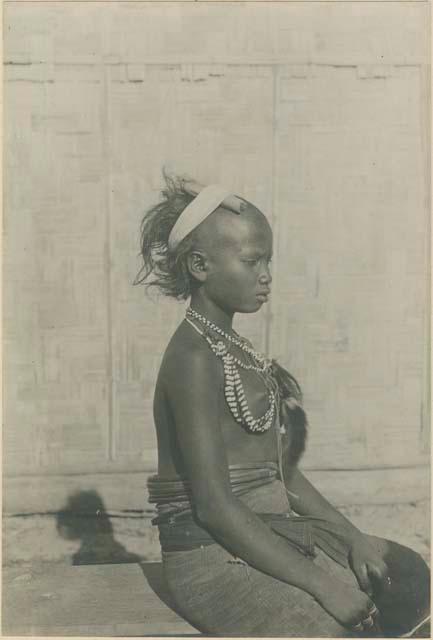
[242, 256, 272, 267]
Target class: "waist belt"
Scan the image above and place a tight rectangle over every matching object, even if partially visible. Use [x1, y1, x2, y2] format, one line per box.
[148, 462, 279, 505]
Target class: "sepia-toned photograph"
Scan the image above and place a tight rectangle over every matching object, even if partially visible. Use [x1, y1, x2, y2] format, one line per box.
[2, 1, 431, 637]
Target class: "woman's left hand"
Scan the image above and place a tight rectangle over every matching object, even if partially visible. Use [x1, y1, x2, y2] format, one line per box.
[349, 533, 390, 597]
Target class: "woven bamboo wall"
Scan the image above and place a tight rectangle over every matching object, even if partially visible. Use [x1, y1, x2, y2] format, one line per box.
[3, 3, 430, 507]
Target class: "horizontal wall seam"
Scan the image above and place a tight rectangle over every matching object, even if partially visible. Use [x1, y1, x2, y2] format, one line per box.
[3, 462, 430, 479]
[3, 61, 426, 68]
[3, 497, 429, 520]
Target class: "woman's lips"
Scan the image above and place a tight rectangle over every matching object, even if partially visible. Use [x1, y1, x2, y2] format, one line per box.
[256, 292, 270, 302]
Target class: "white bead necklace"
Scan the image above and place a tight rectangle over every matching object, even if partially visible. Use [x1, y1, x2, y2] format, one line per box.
[186, 307, 269, 371]
[185, 309, 276, 433]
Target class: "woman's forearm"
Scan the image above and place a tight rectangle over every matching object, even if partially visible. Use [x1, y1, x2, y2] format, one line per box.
[197, 494, 330, 598]
[284, 468, 362, 542]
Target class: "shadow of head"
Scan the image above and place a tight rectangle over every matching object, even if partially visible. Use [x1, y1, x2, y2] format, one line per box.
[56, 490, 143, 565]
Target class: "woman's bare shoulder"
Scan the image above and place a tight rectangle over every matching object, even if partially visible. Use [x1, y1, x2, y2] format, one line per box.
[158, 321, 222, 393]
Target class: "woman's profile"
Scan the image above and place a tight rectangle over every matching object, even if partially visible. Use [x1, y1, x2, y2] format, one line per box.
[134, 173, 430, 638]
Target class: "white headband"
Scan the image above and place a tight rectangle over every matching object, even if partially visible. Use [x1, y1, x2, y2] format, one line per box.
[168, 184, 233, 251]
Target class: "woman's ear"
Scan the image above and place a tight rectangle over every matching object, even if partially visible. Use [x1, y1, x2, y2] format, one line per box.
[187, 251, 208, 283]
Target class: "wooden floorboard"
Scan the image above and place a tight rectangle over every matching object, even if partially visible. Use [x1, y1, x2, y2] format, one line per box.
[2, 562, 199, 637]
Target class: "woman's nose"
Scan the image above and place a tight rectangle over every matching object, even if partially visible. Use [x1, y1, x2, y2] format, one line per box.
[259, 264, 272, 285]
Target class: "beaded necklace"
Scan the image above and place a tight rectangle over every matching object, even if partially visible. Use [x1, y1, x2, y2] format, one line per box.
[187, 308, 268, 371]
[185, 308, 277, 433]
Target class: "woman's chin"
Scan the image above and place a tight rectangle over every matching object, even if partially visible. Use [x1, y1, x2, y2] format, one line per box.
[239, 300, 267, 313]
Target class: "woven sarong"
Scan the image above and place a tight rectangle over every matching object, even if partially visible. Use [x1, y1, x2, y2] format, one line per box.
[149, 463, 430, 637]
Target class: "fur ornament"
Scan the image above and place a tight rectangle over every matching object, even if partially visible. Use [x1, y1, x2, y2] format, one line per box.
[269, 360, 308, 467]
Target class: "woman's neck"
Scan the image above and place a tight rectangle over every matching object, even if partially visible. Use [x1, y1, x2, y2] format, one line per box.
[189, 292, 234, 333]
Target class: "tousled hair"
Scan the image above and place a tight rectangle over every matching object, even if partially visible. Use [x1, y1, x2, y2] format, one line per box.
[133, 172, 200, 300]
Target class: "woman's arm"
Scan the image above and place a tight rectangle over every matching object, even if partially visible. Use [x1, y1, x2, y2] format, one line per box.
[284, 467, 389, 595]
[163, 340, 374, 628]
[283, 467, 361, 541]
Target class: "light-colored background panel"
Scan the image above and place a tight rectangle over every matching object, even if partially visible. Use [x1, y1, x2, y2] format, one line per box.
[103, 2, 429, 65]
[4, 56, 110, 474]
[271, 63, 429, 471]
[4, 3, 429, 66]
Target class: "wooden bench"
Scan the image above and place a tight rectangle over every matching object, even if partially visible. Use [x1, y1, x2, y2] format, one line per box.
[3, 562, 201, 636]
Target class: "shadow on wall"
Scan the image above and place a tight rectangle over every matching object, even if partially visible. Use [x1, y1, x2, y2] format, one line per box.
[56, 490, 143, 565]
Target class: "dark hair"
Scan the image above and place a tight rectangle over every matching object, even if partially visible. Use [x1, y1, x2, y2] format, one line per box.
[133, 172, 200, 300]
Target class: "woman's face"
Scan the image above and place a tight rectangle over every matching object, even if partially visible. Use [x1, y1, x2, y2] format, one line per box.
[200, 206, 273, 314]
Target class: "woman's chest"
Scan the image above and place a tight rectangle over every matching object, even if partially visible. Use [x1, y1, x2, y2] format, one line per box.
[218, 367, 279, 462]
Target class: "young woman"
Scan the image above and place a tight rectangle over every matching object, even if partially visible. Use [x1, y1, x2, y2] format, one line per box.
[134, 175, 430, 637]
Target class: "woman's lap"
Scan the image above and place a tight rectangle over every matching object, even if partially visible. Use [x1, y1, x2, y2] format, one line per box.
[162, 543, 357, 637]
[162, 536, 430, 637]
